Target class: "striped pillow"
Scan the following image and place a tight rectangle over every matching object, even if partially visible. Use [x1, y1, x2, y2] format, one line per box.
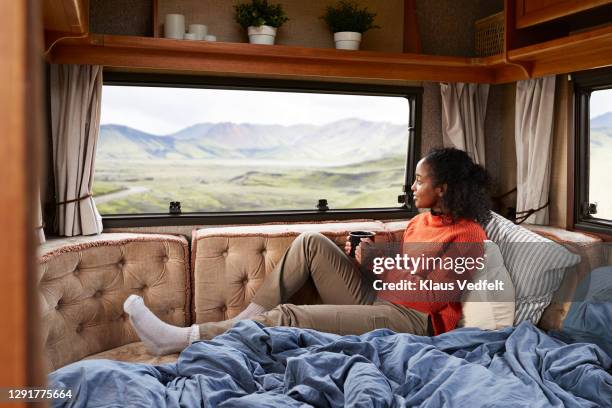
[485, 212, 580, 325]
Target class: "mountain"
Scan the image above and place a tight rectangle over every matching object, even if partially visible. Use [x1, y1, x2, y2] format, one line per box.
[294, 118, 408, 160]
[96, 125, 176, 159]
[591, 112, 612, 128]
[97, 119, 408, 163]
[168, 122, 315, 149]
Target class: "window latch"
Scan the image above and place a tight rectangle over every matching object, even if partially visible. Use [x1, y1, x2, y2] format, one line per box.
[398, 184, 411, 209]
[316, 199, 329, 211]
[588, 202, 598, 216]
[582, 202, 597, 217]
[169, 201, 182, 215]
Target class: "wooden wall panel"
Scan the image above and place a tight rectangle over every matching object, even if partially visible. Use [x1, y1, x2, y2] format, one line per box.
[0, 0, 45, 399]
[0, 0, 28, 391]
[43, 0, 88, 34]
[516, 0, 612, 28]
[156, 0, 404, 52]
[403, 0, 421, 53]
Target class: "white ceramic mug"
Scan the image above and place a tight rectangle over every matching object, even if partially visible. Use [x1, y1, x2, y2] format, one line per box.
[204, 34, 217, 42]
[188, 24, 208, 40]
[164, 14, 185, 40]
[184, 33, 198, 40]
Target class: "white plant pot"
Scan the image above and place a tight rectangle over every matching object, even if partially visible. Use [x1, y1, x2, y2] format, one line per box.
[248, 25, 277, 45]
[334, 31, 362, 50]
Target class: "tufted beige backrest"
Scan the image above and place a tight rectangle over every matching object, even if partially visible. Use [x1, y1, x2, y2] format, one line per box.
[39, 233, 190, 371]
[191, 221, 386, 323]
[521, 225, 605, 330]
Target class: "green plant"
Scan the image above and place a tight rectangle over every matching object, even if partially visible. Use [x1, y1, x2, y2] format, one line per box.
[322, 1, 379, 34]
[234, 0, 289, 29]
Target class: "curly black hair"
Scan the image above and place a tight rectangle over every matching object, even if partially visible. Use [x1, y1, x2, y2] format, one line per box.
[423, 148, 492, 226]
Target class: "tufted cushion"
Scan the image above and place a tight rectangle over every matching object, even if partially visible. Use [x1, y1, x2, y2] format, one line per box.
[83, 342, 179, 366]
[522, 225, 603, 244]
[191, 221, 385, 323]
[39, 233, 190, 371]
[521, 224, 604, 330]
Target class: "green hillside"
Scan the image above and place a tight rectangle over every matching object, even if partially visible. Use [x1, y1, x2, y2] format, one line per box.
[94, 155, 407, 214]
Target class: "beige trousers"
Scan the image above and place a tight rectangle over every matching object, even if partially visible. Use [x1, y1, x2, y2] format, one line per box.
[197, 232, 429, 340]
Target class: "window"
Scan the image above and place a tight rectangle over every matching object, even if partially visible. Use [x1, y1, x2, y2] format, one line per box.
[574, 68, 612, 233]
[95, 74, 421, 225]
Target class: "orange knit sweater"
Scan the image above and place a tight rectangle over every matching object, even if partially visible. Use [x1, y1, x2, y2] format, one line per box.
[394, 212, 486, 335]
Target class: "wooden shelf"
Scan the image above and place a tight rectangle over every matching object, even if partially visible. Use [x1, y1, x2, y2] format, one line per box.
[46, 29, 612, 84]
[48, 34, 497, 84]
[508, 24, 612, 78]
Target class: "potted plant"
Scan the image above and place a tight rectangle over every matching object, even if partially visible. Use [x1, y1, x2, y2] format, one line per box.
[234, 0, 289, 45]
[322, 1, 379, 50]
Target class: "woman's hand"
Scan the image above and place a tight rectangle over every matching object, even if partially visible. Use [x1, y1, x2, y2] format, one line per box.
[355, 238, 374, 265]
[344, 235, 352, 256]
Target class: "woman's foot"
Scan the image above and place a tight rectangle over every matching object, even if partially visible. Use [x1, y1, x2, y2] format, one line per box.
[123, 295, 199, 356]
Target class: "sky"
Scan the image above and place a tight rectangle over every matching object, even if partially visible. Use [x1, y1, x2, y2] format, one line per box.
[590, 88, 612, 119]
[100, 84, 612, 135]
[100, 85, 410, 135]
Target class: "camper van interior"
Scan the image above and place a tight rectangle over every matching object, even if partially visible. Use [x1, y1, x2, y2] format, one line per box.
[2, 0, 612, 406]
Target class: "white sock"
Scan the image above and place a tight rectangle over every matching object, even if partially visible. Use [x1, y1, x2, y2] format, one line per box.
[123, 295, 199, 356]
[232, 302, 267, 321]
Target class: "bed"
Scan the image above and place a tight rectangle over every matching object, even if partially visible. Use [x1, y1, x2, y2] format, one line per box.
[49, 315, 611, 408]
[44, 221, 612, 407]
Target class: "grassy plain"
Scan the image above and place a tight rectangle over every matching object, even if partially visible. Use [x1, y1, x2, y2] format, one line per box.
[93, 155, 406, 214]
[92, 181, 125, 196]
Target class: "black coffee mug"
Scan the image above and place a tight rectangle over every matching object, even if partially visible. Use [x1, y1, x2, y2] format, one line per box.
[349, 231, 376, 257]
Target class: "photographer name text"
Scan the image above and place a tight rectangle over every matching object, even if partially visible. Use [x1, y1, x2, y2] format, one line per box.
[373, 279, 505, 291]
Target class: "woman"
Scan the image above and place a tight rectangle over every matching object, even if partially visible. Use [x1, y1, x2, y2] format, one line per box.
[124, 147, 491, 356]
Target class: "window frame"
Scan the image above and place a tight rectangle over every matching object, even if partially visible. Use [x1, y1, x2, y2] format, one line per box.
[573, 67, 612, 235]
[99, 72, 422, 228]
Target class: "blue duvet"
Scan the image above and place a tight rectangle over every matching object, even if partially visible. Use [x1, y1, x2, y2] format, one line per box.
[50, 321, 611, 407]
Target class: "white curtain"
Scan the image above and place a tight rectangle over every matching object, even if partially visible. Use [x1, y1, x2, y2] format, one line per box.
[440, 83, 489, 166]
[50, 65, 103, 236]
[35, 185, 45, 244]
[515, 76, 556, 225]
